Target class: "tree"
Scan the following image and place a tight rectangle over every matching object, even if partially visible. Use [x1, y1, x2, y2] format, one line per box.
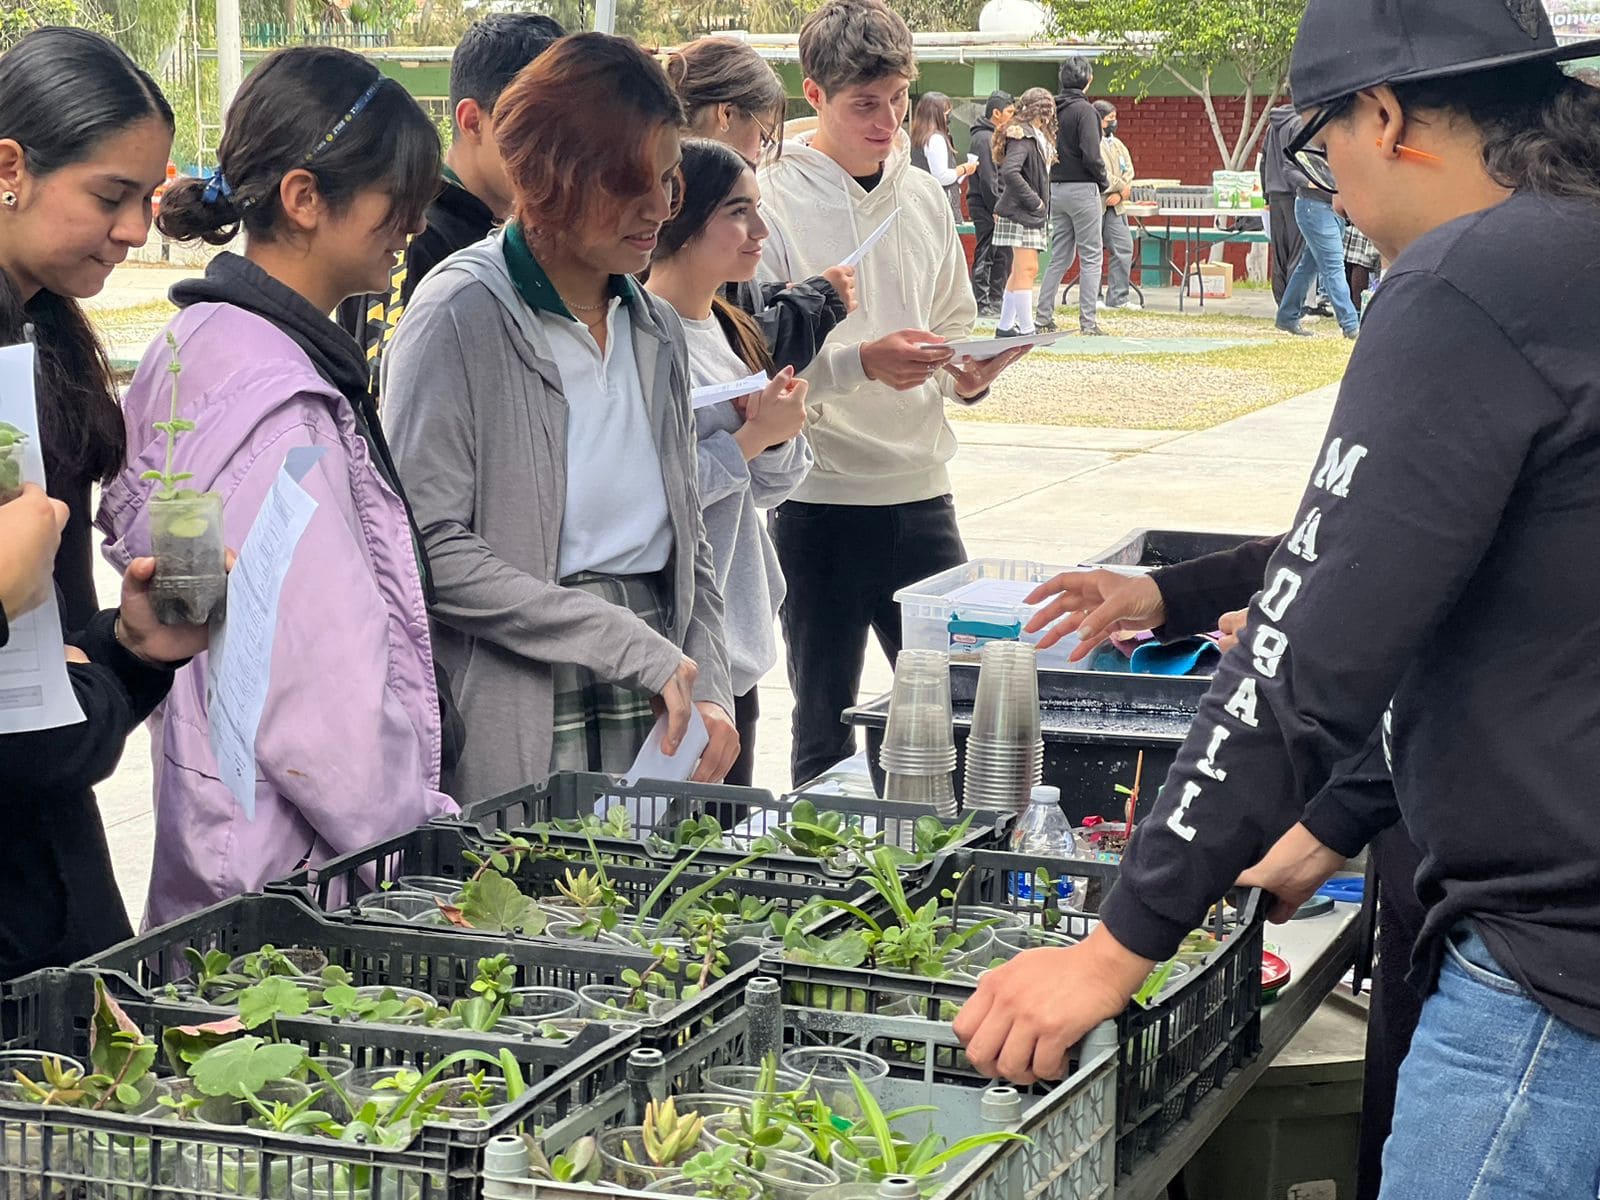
[0, 0, 110, 47]
[1046, 0, 1306, 169]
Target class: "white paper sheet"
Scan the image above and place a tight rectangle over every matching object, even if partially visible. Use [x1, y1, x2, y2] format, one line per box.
[839, 208, 901, 268]
[923, 330, 1073, 362]
[622, 705, 710, 787]
[206, 447, 325, 818]
[0, 342, 86, 735]
[691, 371, 770, 411]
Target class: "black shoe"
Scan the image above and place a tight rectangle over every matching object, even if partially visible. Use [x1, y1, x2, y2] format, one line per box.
[1035, 318, 1057, 334]
[1276, 320, 1314, 337]
[1080, 324, 1106, 337]
[1305, 303, 1334, 318]
[995, 327, 1023, 338]
[978, 304, 1002, 319]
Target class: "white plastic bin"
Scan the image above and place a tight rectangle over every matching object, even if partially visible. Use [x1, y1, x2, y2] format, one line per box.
[895, 558, 1151, 670]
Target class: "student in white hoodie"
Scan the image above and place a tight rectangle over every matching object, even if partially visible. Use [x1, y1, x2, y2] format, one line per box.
[759, 0, 1027, 786]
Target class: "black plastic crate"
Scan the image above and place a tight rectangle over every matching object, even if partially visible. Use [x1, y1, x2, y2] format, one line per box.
[0, 967, 636, 1200]
[1087, 527, 1259, 570]
[79, 892, 764, 1062]
[771, 848, 1264, 1177]
[507, 977, 1120, 1200]
[270, 822, 849, 928]
[450, 772, 1005, 883]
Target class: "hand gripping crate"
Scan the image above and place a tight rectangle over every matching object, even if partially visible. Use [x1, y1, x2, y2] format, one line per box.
[479, 976, 1119, 1200]
[0, 967, 637, 1200]
[449, 773, 1004, 887]
[77, 891, 756, 1058]
[771, 849, 1265, 1177]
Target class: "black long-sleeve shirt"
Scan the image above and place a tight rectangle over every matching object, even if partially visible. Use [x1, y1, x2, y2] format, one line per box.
[970, 118, 1001, 212]
[1105, 192, 1600, 1035]
[0, 608, 177, 979]
[1049, 90, 1110, 188]
[726, 277, 848, 375]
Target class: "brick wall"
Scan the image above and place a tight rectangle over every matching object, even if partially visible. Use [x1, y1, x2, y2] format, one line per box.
[1108, 95, 1264, 281]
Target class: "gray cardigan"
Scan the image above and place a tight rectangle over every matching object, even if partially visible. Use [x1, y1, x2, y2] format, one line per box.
[381, 232, 732, 802]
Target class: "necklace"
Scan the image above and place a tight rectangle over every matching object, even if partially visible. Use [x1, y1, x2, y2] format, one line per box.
[563, 293, 610, 314]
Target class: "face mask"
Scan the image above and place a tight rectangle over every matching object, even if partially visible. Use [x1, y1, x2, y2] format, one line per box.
[1104, 120, 1119, 137]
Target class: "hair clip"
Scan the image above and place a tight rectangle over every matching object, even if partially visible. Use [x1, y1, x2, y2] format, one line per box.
[200, 167, 234, 207]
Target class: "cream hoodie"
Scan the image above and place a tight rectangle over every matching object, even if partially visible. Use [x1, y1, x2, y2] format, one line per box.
[759, 130, 979, 506]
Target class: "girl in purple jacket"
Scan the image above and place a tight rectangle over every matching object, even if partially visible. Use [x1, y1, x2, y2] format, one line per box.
[99, 47, 458, 928]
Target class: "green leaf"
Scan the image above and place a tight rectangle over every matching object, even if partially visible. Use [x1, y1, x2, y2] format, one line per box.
[190, 1037, 307, 1099]
[237, 977, 311, 1030]
[458, 870, 546, 934]
[115, 1082, 143, 1107]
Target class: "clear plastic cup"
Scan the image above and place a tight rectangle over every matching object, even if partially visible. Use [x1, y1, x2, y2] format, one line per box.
[968, 642, 1041, 746]
[882, 651, 956, 768]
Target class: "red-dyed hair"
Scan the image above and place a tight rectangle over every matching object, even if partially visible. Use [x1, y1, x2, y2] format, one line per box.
[496, 32, 685, 238]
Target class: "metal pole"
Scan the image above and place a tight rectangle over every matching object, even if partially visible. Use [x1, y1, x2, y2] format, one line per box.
[216, 0, 243, 113]
[594, 0, 617, 34]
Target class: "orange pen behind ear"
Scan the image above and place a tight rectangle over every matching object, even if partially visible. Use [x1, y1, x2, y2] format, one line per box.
[1380, 140, 1444, 164]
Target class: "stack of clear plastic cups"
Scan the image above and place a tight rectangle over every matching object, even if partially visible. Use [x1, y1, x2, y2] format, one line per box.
[963, 641, 1044, 814]
[877, 649, 958, 819]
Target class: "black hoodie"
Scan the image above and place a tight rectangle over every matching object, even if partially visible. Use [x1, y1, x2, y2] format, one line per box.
[1050, 89, 1110, 187]
[970, 116, 1002, 210]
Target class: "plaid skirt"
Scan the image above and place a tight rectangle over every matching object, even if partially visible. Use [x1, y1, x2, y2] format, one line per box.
[549, 571, 668, 776]
[1343, 223, 1382, 269]
[993, 216, 1048, 251]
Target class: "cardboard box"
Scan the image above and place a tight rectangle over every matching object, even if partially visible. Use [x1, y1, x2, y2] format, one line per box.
[1188, 262, 1235, 299]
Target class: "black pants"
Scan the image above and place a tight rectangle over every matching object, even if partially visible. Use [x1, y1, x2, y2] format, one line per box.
[1357, 823, 1427, 1200]
[772, 496, 966, 788]
[725, 688, 761, 789]
[1268, 192, 1304, 304]
[969, 199, 1012, 310]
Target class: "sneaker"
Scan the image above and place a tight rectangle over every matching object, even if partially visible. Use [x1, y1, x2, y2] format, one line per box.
[1276, 320, 1314, 337]
[1080, 324, 1107, 337]
[1344, 327, 1359, 341]
[1305, 303, 1335, 319]
[1107, 300, 1143, 311]
[978, 304, 1002, 319]
[1034, 318, 1058, 334]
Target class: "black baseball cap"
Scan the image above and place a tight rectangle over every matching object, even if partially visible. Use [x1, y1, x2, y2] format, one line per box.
[1291, 0, 1600, 109]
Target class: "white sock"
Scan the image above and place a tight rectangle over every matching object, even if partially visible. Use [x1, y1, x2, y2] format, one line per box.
[1013, 291, 1036, 335]
[998, 291, 1018, 331]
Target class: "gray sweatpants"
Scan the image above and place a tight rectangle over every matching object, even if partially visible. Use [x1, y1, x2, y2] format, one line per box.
[1102, 208, 1134, 308]
[1035, 181, 1105, 329]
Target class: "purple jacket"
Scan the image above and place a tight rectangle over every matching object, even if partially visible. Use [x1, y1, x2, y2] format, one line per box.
[98, 303, 457, 928]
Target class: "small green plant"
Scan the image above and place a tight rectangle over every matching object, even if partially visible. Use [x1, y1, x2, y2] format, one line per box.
[680, 1143, 759, 1200]
[636, 1098, 706, 1167]
[140, 332, 199, 504]
[443, 837, 548, 934]
[528, 1133, 603, 1183]
[446, 954, 518, 1032]
[0, 420, 28, 501]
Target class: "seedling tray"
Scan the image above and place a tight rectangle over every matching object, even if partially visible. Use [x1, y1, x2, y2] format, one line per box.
[80, 892, 763, 1060]
[485, 975, 1119, 1200]
[0, 967, 637, 1200]
[771, 849, 1265, 1178]
[450, 772, 1004, 885]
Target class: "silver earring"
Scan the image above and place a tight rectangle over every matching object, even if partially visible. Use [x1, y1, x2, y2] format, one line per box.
[1, 192, 16, 209]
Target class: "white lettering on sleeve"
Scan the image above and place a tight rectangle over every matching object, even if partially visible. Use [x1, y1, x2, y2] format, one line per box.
[1224, 676, 1260, 728]
[1196, 724, 1230, 780]
[1313, 438, 1368, 498]
[1287, 509, 1322, 563]
[1167, 779, 1202, 841]
[1251, 625, 1289, 678]
[1258, 567, 1303, 623]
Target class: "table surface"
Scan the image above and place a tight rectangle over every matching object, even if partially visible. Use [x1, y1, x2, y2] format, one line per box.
[1115, 900, 1364, 1200]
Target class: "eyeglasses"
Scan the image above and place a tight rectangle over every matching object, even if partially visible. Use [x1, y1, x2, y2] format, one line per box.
[1284, 98, 1351, 195]
[748, 110, 779, 152]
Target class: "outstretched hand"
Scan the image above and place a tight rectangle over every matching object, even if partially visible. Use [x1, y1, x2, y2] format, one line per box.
[1023, 569, 1166, 657]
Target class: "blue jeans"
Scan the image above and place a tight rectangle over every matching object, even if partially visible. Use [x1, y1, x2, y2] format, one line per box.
[1276, 197, 1359, 333]
[1379, 926, 1600, 1199]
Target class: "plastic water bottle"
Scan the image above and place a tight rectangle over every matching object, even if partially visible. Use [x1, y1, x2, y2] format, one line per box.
[1008, 785, 1077, 902]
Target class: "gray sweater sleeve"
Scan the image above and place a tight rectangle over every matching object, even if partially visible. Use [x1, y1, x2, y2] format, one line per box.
[382, 288, 683, 695]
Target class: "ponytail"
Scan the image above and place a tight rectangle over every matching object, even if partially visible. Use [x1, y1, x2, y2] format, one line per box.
[711, 295, 775, 375]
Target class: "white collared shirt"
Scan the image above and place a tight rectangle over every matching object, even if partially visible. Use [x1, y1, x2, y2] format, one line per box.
[542, 299, 673, 579]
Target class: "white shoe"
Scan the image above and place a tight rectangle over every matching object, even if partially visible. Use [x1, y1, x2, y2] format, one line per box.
[1108, 300, 1143, 311]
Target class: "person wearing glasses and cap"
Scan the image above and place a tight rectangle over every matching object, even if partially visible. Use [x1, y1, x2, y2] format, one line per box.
[955, 1, 1600, 1193]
